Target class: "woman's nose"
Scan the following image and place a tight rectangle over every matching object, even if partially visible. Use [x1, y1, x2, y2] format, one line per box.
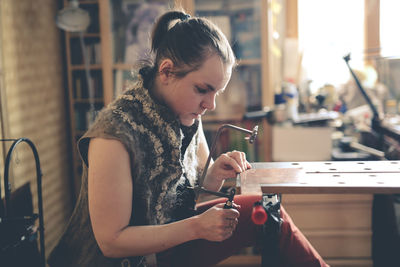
[202, 94, 216, 111]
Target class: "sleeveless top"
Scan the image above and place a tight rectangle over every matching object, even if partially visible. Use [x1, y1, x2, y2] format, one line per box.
[48, 78, 201, 267]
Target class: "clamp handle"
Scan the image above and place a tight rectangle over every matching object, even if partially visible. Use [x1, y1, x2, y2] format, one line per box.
[251, 201, 268, 225]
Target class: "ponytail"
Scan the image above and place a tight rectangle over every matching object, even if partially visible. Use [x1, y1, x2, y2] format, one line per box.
[135, 9, 234, 89]
[151, 11, 190, 53]
[149, 10, 235, 77]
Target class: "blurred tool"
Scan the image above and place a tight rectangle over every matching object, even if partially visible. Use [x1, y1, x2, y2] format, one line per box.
[344, 54, 400, 143]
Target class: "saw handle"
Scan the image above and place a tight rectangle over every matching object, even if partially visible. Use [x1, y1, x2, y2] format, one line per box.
[223, 188, 236, 209]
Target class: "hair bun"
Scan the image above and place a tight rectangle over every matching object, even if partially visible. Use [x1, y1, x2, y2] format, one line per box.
[139, 66, 156, 78]
[180, 14, 190, 21]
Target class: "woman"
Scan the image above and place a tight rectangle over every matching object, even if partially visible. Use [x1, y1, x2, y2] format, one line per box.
[49, 10, 328, 267]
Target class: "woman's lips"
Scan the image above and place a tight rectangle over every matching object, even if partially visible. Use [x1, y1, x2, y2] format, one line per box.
[193, 112, 205, 118]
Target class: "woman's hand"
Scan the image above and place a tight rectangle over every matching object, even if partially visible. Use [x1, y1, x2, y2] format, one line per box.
[193, 203, 240, 241]
[205, 150, 251, 186]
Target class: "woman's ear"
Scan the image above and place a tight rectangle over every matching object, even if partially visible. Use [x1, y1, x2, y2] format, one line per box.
[158, 59, 174, 84]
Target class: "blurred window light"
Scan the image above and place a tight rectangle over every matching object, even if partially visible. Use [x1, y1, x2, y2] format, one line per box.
[380, 0, 400, 57]
[298, 0, 364, 92]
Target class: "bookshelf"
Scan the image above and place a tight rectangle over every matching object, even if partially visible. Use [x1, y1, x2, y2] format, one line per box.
[63, 0, 284, 196]
[62, 0, 105, 197]
[98, 0, 281, 110]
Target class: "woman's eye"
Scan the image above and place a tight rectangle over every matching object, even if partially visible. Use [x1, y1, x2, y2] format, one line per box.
[195, 86, 208, 94]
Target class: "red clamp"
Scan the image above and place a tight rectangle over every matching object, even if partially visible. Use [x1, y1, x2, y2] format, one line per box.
[251, 201, 268, 225]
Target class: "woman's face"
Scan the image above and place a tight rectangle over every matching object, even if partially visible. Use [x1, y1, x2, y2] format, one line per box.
[162, 55, 233, 126]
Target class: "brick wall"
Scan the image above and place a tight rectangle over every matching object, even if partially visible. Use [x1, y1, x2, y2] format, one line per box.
[0, 0, 73, 258]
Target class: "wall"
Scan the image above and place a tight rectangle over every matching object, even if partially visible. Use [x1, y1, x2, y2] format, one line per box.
[0, 0, 73, 258]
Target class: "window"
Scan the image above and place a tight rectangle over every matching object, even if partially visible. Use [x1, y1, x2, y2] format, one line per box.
[298, 0, 365, 92]
[380, 0, 400, 57]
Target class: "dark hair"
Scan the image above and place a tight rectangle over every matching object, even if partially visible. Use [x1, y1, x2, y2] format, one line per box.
[139, 10, 236, 88]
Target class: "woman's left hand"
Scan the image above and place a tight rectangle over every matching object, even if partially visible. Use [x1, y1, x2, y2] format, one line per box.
[206, 150, 251, 184]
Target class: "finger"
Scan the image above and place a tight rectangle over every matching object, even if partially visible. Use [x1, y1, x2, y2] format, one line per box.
[224, 209, 240, 219]
[226, 151, 245, 172]
[215, 202, 237, 211]
[218, 169, 239, 180]
[246, 160, 252, 170]
[222, 230, 233, 240]
[224, 218, 233, 228]
[215, 203, 226, 209]
[223, 223, 233, 231]
[225, 218, 237, 227]
[240, 152, 247, 171]
[232, 151, 249, 172]
[232, 202, 241, 210]
[221, 154, 243, 173]
[230, 151, 246, 170]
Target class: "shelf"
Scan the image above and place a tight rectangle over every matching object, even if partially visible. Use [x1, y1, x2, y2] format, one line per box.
[63, 0, 103, 197]
[73, 98, 104, 104]
[237, 58, 261, 66]
[78, 0, 98, 4]
[68, 32, 101, 38]
[113, 63, 134, 70]
[70, 64, 102, 70]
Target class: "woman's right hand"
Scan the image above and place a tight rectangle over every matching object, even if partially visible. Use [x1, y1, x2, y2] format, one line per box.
[194, 203, 240, 241]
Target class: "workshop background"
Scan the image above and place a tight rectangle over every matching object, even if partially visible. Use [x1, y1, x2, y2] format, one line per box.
[0, 0, 399, 267]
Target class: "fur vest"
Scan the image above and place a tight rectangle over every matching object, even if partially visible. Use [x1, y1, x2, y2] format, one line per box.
[48, 79, 201, 267]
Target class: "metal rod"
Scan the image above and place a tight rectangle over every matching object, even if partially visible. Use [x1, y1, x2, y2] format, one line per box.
[350, 141, 385, 159]
[343, 53, 380, 119]
[192, 186, 232, 198]
[343, 53, 400, 143]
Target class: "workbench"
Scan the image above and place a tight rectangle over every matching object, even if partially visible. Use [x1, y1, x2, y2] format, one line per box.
[236, 160, 400, 267]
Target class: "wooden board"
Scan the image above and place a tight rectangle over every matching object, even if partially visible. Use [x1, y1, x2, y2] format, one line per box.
[237, 161, 400, 194]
